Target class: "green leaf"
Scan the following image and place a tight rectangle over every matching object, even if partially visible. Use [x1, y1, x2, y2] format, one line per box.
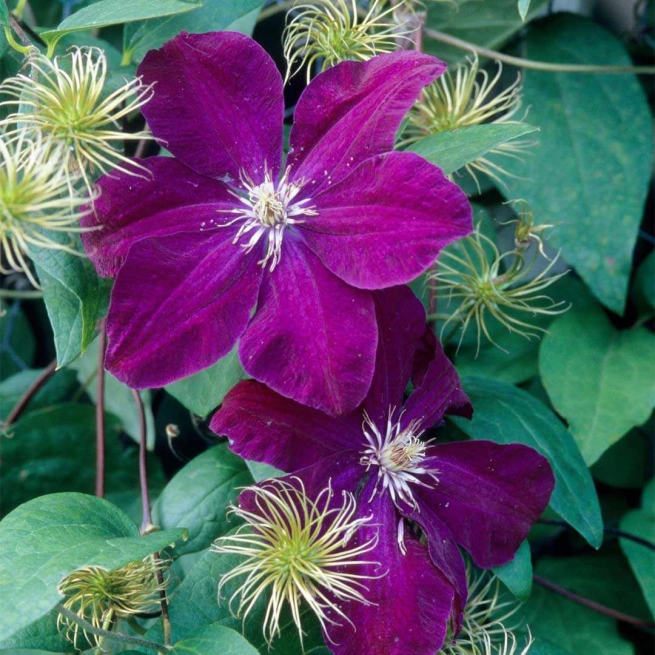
[170, 624, 258, 655]
[0, 368, 78, 420]
[518, 0, 531, 20]
[245, 460, 284, 483]
[493, 540, 532, 599]
[166, 347, 245, 417]
[32, 237, 110, 368]
[407, 124, 538, 176]
[424, 0, 549, 64]
[123, 0, 263, 64]
[41, 0, 201, 46]
[451, 377, 603, 548]
[153, 444, 253, 555]
[521, 555, 639, 654]
[500, 14, 653, 313]
[0, 610, 81, 652]
[620, 481, 655, 617]
[0, 1, 9, 27]
[0, 304, 35, 379]
[0, 492, 185, 641]
[539, 305, 655, 465]
[71, 338, 156, 449]
[1, 404, 152, 516]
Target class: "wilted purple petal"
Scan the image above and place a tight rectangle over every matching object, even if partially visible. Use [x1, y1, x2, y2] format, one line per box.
[239, 239, 377, 416]
[139, 31, 283, 183]
[402, 342, 472, 429]
[302, 152, 471, 288]
[82, 157, 236, 277]
[105, 231, 262, 389]
[362, 287, 428, 425]
[416, 441, 555, 568]
[328, 480, 454, 655]
[288, 51, 445, 194]
[210, 380, 362, 471]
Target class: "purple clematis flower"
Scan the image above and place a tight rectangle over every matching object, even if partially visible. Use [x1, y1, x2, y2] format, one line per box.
[211, 286, 555, 654]
[81, 31, 471, 415]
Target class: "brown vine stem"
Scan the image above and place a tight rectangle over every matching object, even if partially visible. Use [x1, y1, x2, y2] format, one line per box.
[4, 359, 57, 426]
[533, 574, 655, 628]
[95, 318, 107, 498]
[423, 27, 655, 75]
[133, 390, 172, 646]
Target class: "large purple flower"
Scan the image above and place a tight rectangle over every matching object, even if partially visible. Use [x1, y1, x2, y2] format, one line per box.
[82, 31, 471, 415]
[211, 286, 555, 654]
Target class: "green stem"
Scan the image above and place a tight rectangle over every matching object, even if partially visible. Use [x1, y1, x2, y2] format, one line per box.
[423, 27, 655, 75]
[13, 0, 28, 19]
[3, 25, 30, 54]
[55, 604, 171, 653]
[0, 288, 43, 299]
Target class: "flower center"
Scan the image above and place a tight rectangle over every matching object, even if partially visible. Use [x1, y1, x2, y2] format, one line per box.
[223, 167, 317, 272]
[360, 410, 439, 510]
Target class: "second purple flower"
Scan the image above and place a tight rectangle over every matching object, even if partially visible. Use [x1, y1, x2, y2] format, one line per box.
[82, 31, 471, 415]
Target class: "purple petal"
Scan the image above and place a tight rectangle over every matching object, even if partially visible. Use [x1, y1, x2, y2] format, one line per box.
[328, 480, 454, 655]
[82, 158, 236, 277]
[402, 341, 472, 429]
[363, 287, 428, 425]
[239, 239, 377, 416]
[139, 32, 283, 183]
[302, 152, 471, 288]
[288, 51, 445, 194]
[417, 440, 555, 568]
[401, 501, 468, 635]
[104, 231, 262, 389]
[210, 380, 363, 471]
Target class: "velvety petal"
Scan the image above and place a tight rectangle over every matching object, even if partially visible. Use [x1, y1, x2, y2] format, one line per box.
[402, 340, 472, 429]
[411, 324, 438, 388]
[139, 31, 283, 183]
[362, 287, 428, 425]
[302, 152, 472, 288]
[401, 501, 467, 635]
[210, 380, 364, 472]
[105, 231, 262, 389]
[239, 238, 377, 416]
[82, 157, 236, 277]
[417, 441, 555, 568]
[327, 479, 454, 655]
[288, 51, 445, 194]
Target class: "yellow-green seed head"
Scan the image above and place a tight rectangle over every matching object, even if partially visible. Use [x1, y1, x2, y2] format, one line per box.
[440, 567, 533, 655]
[0, 129, 90, 287]
[0, 47, 153, 192]
[402, 54, 532, 190]
[432, 217, 569, 352]
[283, 0, 414, 82]
[213, 477, 380, 646]
[57, 557, 165, 649]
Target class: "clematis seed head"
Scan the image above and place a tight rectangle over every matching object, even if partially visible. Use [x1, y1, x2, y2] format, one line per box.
[0, 129, 91, 288]
[441, 567, 532, 655]
[402, 54, 533, 190]
[57, 557, 165, 649]
[213, 477, 380, 647]
[283, 0, 414, 82]
[433, 218, 570, 352]
[0, 47, 153, 193]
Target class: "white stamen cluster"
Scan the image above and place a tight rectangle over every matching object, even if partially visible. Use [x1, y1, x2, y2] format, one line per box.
[360, 409, 440, 511]
[223, 167, 317, 271]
